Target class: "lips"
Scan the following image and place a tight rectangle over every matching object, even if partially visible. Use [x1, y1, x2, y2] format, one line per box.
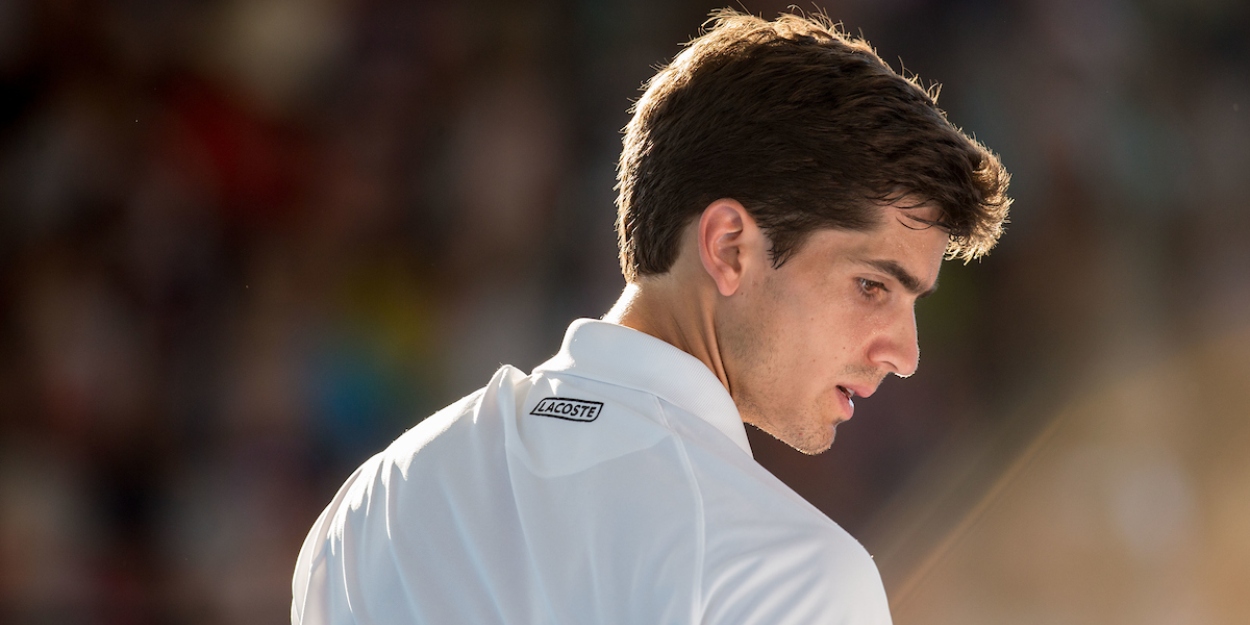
[839, 382, 878, 400]
[835, 385, 856, 419]
[834, 381, 881, 420]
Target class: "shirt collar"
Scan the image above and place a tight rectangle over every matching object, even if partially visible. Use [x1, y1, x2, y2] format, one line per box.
[533, 318, 753, 457]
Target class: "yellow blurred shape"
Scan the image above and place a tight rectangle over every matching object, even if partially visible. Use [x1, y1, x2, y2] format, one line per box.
[884, 325, 1250, 624]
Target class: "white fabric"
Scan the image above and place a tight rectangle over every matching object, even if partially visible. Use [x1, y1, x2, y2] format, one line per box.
[292, 319, 892, 624]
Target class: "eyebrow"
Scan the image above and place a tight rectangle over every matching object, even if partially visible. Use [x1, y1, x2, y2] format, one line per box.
[857, 259, 939, 298]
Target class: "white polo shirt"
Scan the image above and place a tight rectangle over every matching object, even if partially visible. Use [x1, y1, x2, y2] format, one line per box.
[291, 319, 892, 624]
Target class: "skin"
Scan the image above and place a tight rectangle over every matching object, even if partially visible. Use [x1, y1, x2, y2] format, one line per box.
[605, 198, 948, 454]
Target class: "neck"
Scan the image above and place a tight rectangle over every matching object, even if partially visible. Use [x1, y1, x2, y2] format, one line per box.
[603, 277, 732, 392]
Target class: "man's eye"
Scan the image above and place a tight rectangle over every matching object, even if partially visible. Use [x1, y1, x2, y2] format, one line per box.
[858, 278, 886, 296]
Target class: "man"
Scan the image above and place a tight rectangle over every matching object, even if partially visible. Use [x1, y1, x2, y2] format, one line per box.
[292, 8, 1009, 625]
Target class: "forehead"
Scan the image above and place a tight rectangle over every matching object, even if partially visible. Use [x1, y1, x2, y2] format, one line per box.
[790, 205, 948, 280]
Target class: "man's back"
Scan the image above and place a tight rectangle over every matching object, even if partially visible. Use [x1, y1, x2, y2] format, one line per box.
[291, 320, 891, 624]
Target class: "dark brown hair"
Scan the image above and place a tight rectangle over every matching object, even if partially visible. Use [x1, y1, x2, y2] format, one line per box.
[615, 8, 1011, 281]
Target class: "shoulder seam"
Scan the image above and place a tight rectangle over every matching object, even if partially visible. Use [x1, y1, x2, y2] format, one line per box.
[651, 395, 707, 623]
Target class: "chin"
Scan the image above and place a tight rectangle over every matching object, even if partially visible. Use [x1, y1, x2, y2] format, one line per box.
[788, 425, 837, 456]
[794, 437, 835, 456]
[741, 401, 839, 455]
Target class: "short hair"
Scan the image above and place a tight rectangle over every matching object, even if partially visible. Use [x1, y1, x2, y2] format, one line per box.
[615, 8, 1011, 282]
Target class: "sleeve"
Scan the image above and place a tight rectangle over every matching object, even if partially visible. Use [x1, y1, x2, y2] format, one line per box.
[291, 453, 384, 625]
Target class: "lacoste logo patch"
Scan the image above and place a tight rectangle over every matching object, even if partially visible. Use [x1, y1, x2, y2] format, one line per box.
[530, 397, 604, 422]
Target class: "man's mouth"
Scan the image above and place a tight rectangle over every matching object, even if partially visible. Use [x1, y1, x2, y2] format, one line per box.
[837, 385, 855, 400]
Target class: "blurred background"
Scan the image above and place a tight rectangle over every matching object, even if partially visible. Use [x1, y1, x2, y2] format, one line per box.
[0, 0, 1247, 623]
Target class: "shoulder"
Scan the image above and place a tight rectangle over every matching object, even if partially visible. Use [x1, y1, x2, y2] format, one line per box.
[503, 367, 680, 477]
[689, 445, 891, 624]
[351, 364, 695, 509]
[701, 513, 891, 624]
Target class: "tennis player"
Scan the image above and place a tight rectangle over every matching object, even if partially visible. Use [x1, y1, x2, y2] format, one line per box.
[292, 8, 1010, 624]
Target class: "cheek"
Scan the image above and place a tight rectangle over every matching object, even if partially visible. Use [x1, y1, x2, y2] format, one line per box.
[757, 274, 864, 371]
[782, 309, 855, 374]
[814, 304, 886, 366]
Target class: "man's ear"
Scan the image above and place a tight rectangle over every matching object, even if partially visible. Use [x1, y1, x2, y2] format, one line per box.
[697, 198, 764, 297]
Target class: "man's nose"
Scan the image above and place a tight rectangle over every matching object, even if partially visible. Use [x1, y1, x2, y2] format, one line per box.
[869, 308, 920, 378]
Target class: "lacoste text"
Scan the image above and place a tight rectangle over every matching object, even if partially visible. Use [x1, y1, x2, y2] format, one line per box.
[530, 397, 604, 422]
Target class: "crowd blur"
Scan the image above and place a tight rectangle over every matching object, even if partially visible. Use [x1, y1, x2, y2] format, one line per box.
[0, 0, 1246, 623]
